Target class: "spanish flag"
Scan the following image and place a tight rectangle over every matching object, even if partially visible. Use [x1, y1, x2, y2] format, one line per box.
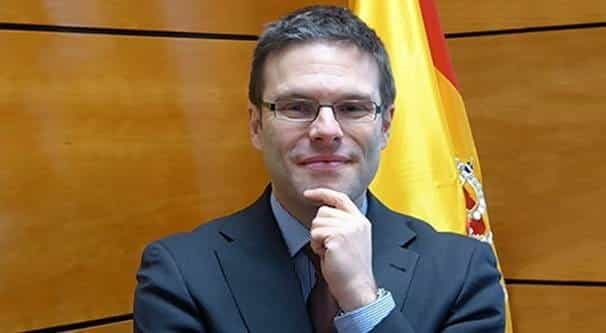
[350, 0, 513, 331]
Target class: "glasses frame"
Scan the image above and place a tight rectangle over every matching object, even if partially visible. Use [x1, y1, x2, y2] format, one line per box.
[261, 98, 385, 123]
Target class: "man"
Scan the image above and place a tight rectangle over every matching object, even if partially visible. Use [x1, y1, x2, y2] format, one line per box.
[134, 6, 504, 333]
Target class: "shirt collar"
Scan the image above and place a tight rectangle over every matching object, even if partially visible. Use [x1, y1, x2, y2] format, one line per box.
[270, 191, 368, 258]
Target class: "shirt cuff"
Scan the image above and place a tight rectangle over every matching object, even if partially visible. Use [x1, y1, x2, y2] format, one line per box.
[334, 288, 395, 333]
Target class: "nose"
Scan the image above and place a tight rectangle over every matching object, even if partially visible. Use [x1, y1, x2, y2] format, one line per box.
[308, 106, 344, 144]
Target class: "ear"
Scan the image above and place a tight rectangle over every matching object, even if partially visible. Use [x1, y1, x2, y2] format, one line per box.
[249, 102, 263, 150]
[379, 104, 395, 150]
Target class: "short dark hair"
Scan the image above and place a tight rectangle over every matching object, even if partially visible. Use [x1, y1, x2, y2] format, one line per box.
[248, 5, 395, 108]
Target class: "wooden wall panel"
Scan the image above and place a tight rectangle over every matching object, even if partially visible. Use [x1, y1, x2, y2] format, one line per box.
[437, 0, 606, 33]
[508, 285, 606, 332]
[2, 1, 606, 331]
[0, 32, 268, 331]
[448, 28, 606, 281]
[0, 0, 346, 35]
[2, 1, 604, 35]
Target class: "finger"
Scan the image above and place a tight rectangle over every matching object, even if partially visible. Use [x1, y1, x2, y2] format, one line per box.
[304, 188, 358, 213]
[309, 227, 333, 255]
[310, 216, 346, 229]
[309, 239, 326, 257]
[310, 226, 342, 253]
[315, 205, 350, 219]
[310, 225, 340, 240]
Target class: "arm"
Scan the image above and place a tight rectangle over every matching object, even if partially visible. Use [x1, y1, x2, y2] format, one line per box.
[133, 242, 205, 332]
[371, 242, 505, 333]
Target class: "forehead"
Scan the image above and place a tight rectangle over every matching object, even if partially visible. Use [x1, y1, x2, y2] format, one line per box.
[262, 41, 380, 101]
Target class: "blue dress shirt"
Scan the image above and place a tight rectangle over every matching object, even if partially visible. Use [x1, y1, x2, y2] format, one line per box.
[270, 193, 395, 333]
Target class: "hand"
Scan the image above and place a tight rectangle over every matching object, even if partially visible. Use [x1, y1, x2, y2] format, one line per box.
[303, 188, 378, 312]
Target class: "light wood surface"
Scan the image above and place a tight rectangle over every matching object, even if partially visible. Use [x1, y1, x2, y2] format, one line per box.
[437, 0, 606, 33]
[449, 28, 606, 281]
[0, 0, 346, 35]
[0, 32, 268, 331]
[1, 1, 604, 35]
[508, 284, 606, 332]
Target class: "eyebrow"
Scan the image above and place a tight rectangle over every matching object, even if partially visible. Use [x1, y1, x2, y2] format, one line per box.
[273, 92, 375, 102]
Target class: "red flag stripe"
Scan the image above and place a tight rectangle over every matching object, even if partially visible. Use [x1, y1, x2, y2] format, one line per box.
[418, 0, 459, 89]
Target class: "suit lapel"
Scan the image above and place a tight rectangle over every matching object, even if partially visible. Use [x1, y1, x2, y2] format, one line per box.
[367, 193, 420, 311]
[215, 189, 312, 333]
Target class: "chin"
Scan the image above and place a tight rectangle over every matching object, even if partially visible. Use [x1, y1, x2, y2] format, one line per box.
[303, 181, 361, 198]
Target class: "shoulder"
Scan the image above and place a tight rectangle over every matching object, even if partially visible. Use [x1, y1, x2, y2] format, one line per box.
[406, 216, 491, 257]
[136, 205, 258, 296]
[402, 215, 498, 277]
[139, 188, 275, 279]
[369, 194, 492, 263]
[146, 205, 252, 259]
[401, 214, 501, 297]
[399, 215, 503, 320]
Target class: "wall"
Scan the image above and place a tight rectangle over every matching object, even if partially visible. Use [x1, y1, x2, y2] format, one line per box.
[1, 1, 605, 331]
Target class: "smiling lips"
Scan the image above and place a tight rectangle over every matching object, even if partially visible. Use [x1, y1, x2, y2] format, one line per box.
[298, 155, 351, 171]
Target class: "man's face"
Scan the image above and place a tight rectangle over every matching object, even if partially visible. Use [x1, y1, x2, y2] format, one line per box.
[249, 41, 393, 206]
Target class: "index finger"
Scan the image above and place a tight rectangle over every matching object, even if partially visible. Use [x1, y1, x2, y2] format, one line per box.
[303, 188, 358, 213]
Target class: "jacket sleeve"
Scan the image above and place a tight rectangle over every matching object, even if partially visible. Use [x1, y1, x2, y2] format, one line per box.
[134, 241, 205, 332]
[370, 241, 505, 333]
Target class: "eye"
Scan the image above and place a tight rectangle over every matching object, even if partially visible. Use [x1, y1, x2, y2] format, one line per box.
[336, 101, 374, 118]
[276, 100, 316, 119]
[280, 101, 306, 111]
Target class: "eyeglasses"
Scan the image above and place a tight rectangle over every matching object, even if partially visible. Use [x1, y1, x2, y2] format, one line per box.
[261, 98, 384, 123]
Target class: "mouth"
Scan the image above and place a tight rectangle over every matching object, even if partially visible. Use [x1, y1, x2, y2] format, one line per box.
[297, 155, 351, 171]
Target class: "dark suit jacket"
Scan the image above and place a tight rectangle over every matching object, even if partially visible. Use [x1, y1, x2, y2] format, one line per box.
[134, 188, 505, 332]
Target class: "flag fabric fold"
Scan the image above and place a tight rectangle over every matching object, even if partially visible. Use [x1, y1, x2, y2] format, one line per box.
[349, 0, 512, 331]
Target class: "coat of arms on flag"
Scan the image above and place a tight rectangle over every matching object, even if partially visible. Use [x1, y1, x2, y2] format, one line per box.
[458, 160, 492, 244]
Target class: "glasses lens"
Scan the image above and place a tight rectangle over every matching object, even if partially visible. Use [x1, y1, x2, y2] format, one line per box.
[335, 100, 376, 120]
[275, 100, 317, 120]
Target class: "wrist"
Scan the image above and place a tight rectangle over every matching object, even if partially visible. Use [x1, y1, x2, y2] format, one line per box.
[336, 281, 378, 312]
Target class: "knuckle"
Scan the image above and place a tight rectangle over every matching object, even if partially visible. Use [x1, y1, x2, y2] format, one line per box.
[326, 235, 344, 249]
[318, 206, 330, 216]
[310, 228, 324, 240]
[311, 216, 322, 227]
[336, 192, 348, 205]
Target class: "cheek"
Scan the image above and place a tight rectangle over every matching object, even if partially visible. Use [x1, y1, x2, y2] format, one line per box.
[350, 127, 383, 157]
[263, 126, 301, 161]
